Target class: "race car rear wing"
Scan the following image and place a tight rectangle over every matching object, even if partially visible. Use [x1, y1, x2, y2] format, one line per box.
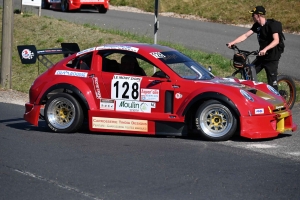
[17, 43, 80, 69]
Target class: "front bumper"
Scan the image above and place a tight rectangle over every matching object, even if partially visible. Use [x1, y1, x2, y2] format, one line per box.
[24, 103, 42, 126]
[240, 110, 297, 139]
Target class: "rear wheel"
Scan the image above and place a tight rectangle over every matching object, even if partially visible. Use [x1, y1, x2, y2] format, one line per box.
[194, 100, 237, 141]
[45, 93, 84, 133]
[97, 5, 108, 13]
[61, 0, 69, 12]
[277, 75, 296, 109]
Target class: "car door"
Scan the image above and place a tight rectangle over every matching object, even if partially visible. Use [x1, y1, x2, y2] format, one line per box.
[100, 52, 177, 121]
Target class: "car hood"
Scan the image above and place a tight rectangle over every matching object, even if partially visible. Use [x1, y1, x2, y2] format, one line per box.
[200, 77, 286, 109]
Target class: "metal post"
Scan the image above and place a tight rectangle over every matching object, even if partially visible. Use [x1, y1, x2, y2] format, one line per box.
[153, 0, 159, 73]
[38, 5, 41, 16]
[1, 0, 13, 89]
[154, 0, 159, 44]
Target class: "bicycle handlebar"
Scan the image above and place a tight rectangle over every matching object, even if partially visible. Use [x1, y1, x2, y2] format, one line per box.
[226, 44, 259, 56]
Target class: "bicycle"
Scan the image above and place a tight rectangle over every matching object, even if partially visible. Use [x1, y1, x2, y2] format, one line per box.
[227, 44, 296, 109]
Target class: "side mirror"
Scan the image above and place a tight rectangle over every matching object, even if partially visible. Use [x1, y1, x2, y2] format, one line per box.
[152, 71, 167, 78]
[208, 66, 212, 72]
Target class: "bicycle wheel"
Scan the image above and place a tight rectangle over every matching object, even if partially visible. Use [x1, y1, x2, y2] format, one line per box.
[277, 75, 296, 109]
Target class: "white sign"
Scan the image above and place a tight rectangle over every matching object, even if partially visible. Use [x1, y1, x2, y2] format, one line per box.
[22, 0, 42, 7]
[140, 89, 159, 102]
[111, 75, 142, 101]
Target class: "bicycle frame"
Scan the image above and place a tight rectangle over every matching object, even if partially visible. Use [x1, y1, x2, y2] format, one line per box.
[228, 44, 297, 109]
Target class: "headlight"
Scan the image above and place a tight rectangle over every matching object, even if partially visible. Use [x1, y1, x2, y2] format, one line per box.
[240, 89, 254, 102]
[267, 85, 280, 96]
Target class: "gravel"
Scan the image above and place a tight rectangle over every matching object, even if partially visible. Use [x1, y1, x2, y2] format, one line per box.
[0, 88, 29, 106]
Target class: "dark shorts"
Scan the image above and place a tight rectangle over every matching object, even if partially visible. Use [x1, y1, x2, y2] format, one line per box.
[253, 59, 279, 90]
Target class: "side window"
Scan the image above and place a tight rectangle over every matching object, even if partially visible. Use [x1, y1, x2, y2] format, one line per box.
[66, 53, 92, 70]
[102, 52, 162, 77]
[102, 53, 121, 73]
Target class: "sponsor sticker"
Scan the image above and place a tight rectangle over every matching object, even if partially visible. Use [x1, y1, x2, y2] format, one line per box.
[140, 89, 159, 102]
[92, 117, 148, 132]
[92, 77, 101, 99]
[76, 47, 96, 56]
[150, 102, 156, 108]
[175, 92, 182, 99]
[100, 99, 115, 110]
[96, 45, 139, 52]
[150, 52, 166, 58]
[255, 108, 264, 114]
[55, 70, 88, 77]
[21, 49, 34, 59]
[116, 100, 151, 113]
[111, 75, 142, 101]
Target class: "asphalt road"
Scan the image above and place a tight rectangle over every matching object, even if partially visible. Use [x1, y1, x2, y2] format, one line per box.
[1, 3, 300, 199]
[0, 102, 300, 200]
[9, 1, 300, 81]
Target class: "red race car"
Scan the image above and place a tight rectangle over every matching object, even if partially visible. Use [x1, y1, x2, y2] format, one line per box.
[17, 43, 297, 141]
[42, 0, 109, 13]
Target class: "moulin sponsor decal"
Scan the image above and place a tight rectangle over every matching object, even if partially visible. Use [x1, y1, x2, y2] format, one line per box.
[116, 100, 151, 113]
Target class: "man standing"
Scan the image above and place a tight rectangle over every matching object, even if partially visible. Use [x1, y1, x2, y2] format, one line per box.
[227, 6, 284, 90]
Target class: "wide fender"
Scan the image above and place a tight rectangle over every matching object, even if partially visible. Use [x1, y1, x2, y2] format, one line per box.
[36, 79, 97, 110]
[179, 85, 252, 117]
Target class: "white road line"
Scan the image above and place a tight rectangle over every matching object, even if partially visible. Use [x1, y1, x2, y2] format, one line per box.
[14, 168, 102, 200]
[244, 144, 279, 149]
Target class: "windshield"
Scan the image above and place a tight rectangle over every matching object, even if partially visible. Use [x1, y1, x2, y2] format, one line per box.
[158, 51, 214, 80]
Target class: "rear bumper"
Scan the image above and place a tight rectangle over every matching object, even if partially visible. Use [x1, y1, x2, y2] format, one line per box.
[240, 111, 297, 139]
[24, 103, 42, 126]
[70, 1, 109, 10]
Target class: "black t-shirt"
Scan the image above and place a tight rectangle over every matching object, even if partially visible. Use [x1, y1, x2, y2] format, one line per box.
[250, 19, 282, 61]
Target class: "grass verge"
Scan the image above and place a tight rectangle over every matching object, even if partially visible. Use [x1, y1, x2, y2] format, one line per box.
[111, 0, 300, 33]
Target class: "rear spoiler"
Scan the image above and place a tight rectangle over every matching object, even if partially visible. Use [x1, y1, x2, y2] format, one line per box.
[17, 43, 80, 68]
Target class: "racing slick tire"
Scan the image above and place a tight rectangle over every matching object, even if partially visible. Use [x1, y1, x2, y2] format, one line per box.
[97, 5, 108, 14]
[44, 93, 84, 133]
[277, 75, 296, 110]
[194, 100, 237, 141]
[61, 0, 69, 12]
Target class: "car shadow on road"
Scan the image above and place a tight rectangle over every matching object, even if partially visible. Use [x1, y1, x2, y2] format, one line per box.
[2, 118, 293, 142]
[4, 119, 52, 133]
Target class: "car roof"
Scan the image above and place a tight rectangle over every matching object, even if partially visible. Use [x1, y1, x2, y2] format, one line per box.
[75, 43, 176, 56]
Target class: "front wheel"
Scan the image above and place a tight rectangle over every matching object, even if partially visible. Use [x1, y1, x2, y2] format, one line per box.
[44, 93, 84, 133]
[277, 75, 296, 109]
[194, 100, 237, 141]
[61, 0, 69, 12]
